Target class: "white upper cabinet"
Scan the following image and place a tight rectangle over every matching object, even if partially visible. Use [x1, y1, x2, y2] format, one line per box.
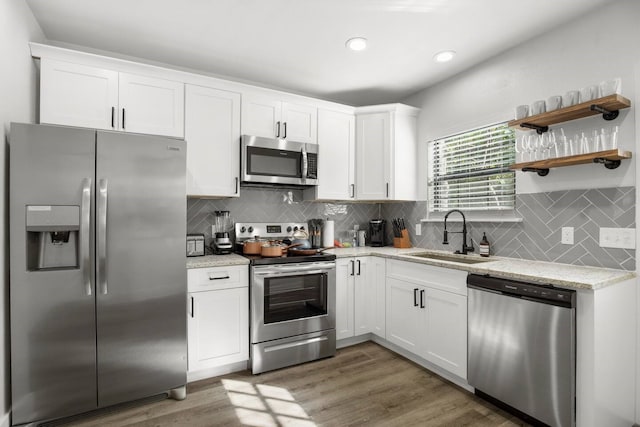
[185, 84, 241, 197]
[355, 104, 419, 201]
[356, 112, 391, 200]
[39, 58, 184, 138]
[282, 102, 317, 143]
[307, 108, 356, 200]
[118, 72, 184, 138]
[241, 93, 317, 143]
[40, 59, 119, 130]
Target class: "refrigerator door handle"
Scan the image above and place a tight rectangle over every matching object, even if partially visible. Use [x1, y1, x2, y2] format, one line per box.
[81, 177, 92, 296]
[98, 178, 108, 295]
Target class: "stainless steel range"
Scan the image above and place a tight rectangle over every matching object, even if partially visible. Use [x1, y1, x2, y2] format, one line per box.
[235, 222, 336, 374]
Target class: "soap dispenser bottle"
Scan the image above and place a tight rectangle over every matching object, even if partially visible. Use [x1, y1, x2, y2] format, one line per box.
[479, 232, 490, 257]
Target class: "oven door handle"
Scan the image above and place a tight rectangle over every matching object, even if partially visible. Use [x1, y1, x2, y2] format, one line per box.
[254, 268, 331, 277]
[253, 263, 335, 275]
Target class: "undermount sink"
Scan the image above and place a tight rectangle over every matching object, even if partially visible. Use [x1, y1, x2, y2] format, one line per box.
[408, 252, 492, 264]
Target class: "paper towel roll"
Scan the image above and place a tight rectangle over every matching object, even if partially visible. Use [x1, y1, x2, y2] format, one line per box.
[323, 220, 334, 247]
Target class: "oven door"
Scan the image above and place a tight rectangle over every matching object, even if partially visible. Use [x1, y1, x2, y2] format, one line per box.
[251, 261, 335, 343]
[241, 135, 318, 186]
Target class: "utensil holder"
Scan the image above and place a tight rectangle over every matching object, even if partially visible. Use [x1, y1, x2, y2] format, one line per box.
[393, 229, 412, 248]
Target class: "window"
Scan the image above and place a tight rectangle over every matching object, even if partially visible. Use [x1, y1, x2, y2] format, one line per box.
[428, 123, 515, 213]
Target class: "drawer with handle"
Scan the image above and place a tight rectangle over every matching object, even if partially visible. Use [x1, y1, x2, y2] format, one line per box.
[187, 265, 248, 292]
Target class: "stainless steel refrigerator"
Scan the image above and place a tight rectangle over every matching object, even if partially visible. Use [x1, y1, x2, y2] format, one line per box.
[9, 123, 187, 426]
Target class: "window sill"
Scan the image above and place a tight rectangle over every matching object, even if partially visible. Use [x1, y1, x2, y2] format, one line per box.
[421, 216, 523, 223]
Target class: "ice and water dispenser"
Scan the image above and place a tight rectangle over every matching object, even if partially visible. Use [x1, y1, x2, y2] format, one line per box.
[26, 205, 80, 271]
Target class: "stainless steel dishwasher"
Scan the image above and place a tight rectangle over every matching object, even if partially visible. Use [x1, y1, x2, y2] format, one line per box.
[467, 274, 576, 427]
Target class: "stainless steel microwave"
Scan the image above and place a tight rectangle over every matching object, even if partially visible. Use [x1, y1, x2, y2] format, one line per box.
[241, 135, 318, 187]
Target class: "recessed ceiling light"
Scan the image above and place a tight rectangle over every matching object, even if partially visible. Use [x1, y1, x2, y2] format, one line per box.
[346, 37, 367, 51]
[433, 50, 456, 63]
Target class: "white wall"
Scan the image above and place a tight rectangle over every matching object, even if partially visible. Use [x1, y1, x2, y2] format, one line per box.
[0, 1, 45, 425]
[404, 0, 640, 195]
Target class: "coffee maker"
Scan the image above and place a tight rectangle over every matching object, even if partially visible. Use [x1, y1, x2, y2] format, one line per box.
[212, 211, 233, 254]
[369, 219, 387, 247]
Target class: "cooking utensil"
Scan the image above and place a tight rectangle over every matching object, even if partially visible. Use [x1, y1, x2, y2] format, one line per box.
[261, 242, 302, 257]
[288, 247, 335, 256]
[242, 236, 265, 255]
[291, 229, 312, 249]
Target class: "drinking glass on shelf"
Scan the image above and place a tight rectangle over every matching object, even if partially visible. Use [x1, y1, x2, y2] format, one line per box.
[539, 133, 550, 160]
[547, 129, 558, 158]
[590, 129, 601, 153]
[601, 126, 619, 150]
[527, 134, 538, 161]
[579, 132, 589, 155]
[515, 135, 525, 163]
[557, 128, 568, 157]
[569, 134, 580, 156]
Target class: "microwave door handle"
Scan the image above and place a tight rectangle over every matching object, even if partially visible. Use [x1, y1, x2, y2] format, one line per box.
[301, 149, 308, 179]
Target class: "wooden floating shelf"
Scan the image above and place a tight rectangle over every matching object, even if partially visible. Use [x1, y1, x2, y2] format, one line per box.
[510, 149, 632, 176]
[508, 94, 631, 132]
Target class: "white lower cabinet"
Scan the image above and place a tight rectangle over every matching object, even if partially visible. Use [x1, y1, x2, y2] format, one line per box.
[386, 260, 468, 379]
[386, 277, 424, 355]
[187, 265, 249, 374]
[336, 257, 386, 341]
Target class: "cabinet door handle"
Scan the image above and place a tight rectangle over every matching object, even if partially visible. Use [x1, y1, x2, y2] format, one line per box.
[190, 296, 195, 318]
[111, 106, 115, 128]
[350, 260, 355, 276]
[420, 289, 425, 308]
[122, 108, 126, 130]
[357, 259, 361, 275]
[413, 288, 419, 307]
[276, 121, 280, 138]
[350, 184, 355, 198]
[386, 182, 389, 198]
[235, 177, 239, 194]
[283, 122, 287, 139]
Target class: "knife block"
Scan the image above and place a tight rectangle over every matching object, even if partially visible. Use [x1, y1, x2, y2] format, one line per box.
[393, 229, 412, 248]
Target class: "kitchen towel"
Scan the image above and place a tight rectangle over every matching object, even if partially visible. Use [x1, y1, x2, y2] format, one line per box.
[323, 220, 334, 247]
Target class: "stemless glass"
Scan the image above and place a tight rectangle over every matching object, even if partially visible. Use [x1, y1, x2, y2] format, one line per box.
[547, 129, 558, 158]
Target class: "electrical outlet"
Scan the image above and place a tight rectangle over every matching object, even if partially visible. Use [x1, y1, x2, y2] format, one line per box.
[415, 224, 422, 236]
[561, 227, 574, 245]
[600, 227, 636, 249]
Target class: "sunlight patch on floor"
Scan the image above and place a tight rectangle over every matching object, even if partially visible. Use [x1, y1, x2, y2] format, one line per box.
[222, 379, 317, 427]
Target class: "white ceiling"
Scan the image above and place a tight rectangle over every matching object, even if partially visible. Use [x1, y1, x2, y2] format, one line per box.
[26, 0, 613, 106]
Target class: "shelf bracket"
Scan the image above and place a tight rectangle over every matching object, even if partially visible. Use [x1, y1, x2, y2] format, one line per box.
[593, 157, 622, 170]
[521, 167, 550, 176]
[590, 104, 619, 121]
[519, 123, 549, 134]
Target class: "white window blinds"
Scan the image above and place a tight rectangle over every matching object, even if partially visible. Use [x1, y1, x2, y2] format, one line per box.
[428, 123, 515, 212]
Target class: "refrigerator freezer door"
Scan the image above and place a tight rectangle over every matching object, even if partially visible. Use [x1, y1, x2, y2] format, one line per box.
[10, 123, 98, 424]
[95, 131, 187, 407]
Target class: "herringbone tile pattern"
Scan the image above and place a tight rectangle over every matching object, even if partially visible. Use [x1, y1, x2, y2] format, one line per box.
[188, 187, 379, 244]
[382, 187, 635, 270]
[188, 186, 634, 270]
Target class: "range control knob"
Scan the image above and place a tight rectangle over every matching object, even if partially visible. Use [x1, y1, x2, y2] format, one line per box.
[300, 226, 305, 230]
[286, 226, 292, 233]
[240, 226, 246, 233]
[293, 226, 298, 232]
[248, 226, 254, 233]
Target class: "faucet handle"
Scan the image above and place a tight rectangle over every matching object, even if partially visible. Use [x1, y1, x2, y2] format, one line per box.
[466, 238, 476, 252]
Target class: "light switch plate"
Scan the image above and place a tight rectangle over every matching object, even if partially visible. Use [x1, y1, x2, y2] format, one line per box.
[415, 224, 422, 236]
[599, 227, 636, 249]
[561, 227, 574, 245]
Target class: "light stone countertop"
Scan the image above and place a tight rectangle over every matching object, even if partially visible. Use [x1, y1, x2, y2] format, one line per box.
[186, 247, 635, 290]
[186, 254, 249, 269]
[324, 247, 635, 290]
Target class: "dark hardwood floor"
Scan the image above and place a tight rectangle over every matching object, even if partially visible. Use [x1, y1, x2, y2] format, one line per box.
[61, 342, 527, 426]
